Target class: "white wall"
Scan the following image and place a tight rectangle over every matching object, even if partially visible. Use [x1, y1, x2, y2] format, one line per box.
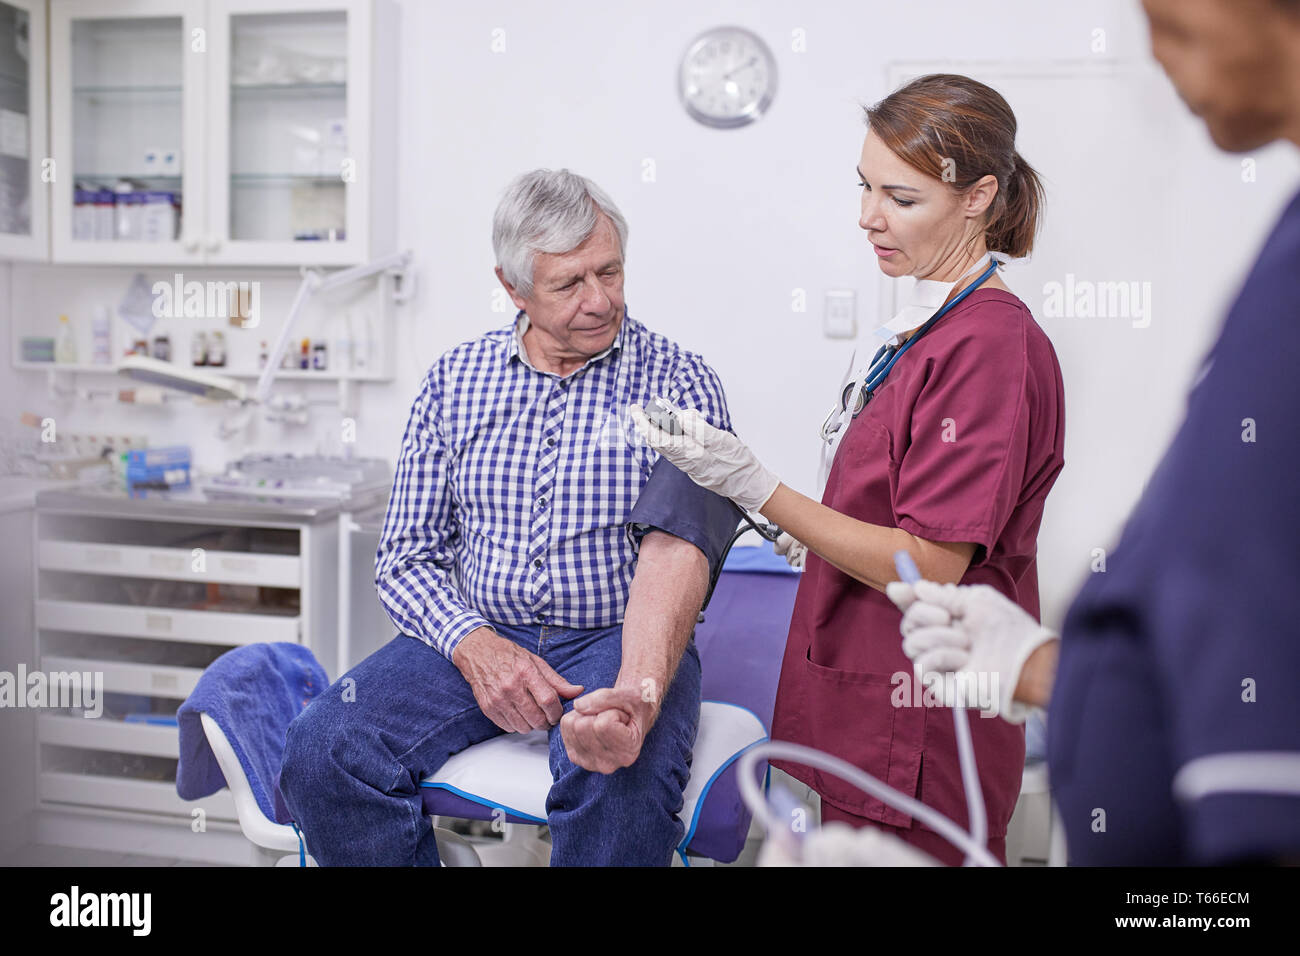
[3, 0, 1298, 630]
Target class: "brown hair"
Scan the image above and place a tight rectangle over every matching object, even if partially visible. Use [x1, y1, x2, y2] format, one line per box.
[864, 74, 1044, 259]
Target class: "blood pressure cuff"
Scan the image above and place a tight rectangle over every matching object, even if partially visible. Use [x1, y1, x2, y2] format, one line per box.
[626, 457, 744, 577]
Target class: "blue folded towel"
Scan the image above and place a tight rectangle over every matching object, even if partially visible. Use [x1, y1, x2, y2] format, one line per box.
[177, 642, 328, 824]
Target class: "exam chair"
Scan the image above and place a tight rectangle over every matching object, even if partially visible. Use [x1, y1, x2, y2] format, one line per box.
[420, 539, 799, 866]
[175, 642, 478, 867]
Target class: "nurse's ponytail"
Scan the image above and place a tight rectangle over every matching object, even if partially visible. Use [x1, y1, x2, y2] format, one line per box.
[985, 150, 1045, 260]
[864, 74, 1045, 260]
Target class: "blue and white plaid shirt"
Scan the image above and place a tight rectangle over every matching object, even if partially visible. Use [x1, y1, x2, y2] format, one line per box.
[375, 310, 732, 660]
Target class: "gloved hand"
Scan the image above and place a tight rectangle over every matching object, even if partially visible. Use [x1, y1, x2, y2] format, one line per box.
[884, 580, 1058, 723]
[628, 399, 781, 513]
[773, 531, 807, 569]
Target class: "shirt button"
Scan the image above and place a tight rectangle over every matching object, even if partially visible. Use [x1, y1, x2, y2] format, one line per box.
[534, 558, 543, 569]
[537, 497, 547, 507]
[546, 437, 555, 447]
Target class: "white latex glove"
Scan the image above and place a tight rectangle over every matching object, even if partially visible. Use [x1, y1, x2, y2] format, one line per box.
[884, 580, 1058, 724]
[758, 822, 939, 866]
[773, 532, 807, 569]
[628, 400, 781, 513]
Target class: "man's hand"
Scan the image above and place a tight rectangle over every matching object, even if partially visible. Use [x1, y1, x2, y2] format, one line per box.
[452, 627, 584, 733]
[560, 685, 658, 774]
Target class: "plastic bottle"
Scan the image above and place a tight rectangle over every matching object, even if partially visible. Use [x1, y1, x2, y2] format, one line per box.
[91, 306, 112, 364]
[353, 312, 370, 372]
[55, 314, 78, 364]
[208, 330, 226, 367]
[333, 311, 354, 374]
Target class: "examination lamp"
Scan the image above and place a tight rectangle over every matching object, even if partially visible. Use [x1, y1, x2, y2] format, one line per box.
[116, 251, 414, 411]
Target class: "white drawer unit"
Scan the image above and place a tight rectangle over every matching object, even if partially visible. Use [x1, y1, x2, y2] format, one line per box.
[31, 485, 361, 863]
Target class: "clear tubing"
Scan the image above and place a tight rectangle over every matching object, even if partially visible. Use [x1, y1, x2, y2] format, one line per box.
[738, 740, 1001, 867]
[893, 549, 989, 865]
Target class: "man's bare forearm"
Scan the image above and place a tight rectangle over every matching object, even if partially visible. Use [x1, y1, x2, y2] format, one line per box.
[616, 530, 709, 718]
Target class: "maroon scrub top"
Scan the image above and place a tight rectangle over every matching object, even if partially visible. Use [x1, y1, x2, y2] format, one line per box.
[770, 288, 1066, 855]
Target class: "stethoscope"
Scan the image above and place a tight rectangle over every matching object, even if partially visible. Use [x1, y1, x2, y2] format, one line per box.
[819, 255, 1002, 445]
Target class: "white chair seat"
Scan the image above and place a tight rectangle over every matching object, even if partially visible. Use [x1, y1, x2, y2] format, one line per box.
[422, 700, 767, 848]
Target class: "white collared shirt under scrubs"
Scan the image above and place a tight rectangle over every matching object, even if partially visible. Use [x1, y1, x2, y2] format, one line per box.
[374, 309, 732, 659]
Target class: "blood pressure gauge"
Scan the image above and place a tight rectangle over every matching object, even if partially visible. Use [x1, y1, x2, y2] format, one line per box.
[678, 26, 777, 129]
[645, 397, 683, 436]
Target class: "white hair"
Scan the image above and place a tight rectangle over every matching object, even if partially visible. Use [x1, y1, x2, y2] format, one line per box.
[492, 169, 629, 298]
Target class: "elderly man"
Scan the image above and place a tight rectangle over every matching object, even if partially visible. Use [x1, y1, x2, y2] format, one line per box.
[279, 169, 739, 866]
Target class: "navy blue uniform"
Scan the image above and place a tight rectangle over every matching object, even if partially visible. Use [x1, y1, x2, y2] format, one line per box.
[1050, 189, 1300, 864]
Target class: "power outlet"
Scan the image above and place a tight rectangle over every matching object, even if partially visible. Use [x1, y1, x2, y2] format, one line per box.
[824, 290, 857, 339]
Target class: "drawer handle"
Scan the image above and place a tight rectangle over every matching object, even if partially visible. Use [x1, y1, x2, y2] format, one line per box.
[151, 673, 178, 690]
[149, 553, 186, 572]
[145, 614, 173, 633]
[85, 548, 122, 565]
[218, 557, 255, 573]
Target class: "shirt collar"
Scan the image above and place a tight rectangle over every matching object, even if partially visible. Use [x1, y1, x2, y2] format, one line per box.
[506, 308, 628, 376]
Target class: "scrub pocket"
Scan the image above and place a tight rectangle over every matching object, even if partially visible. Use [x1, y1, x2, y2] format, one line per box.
[800, 646, 925, 828]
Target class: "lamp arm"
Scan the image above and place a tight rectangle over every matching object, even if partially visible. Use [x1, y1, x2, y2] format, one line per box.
[253, 251, 412, 405]
[256, 274, 317, 404]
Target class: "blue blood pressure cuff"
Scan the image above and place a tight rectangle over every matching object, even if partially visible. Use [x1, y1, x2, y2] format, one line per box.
[626, 457, 744, 577]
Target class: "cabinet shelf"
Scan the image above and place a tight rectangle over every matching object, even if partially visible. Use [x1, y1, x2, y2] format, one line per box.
[231, 173, 346, 185]
[75, 172, 182, 182]
[231, 80, 345, 99]
[73, 83, 182, 95]
[12, 360, 390, 382]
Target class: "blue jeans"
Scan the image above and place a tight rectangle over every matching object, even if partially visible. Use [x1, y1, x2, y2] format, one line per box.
[279, 623, 701, 866]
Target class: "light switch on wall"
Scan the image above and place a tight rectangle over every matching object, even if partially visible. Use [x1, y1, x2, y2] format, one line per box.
[824, 290, 857, 339]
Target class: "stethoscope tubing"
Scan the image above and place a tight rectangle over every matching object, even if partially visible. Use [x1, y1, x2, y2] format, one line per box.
[850, 256, 1002, 416]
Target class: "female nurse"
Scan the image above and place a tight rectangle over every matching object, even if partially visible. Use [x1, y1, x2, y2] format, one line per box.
[632, 73, 1066, 865]
[891, 0, 1300, 866]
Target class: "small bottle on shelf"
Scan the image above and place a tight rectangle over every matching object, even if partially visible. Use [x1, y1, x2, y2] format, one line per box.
[91, 306, 113, 364]
[55, 314, 78, 364]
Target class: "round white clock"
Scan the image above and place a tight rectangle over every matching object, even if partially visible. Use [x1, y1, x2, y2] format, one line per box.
[678, 26, 778, 129]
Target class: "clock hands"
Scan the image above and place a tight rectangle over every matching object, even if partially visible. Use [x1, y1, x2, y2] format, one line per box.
[722, 56, 759, 82]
